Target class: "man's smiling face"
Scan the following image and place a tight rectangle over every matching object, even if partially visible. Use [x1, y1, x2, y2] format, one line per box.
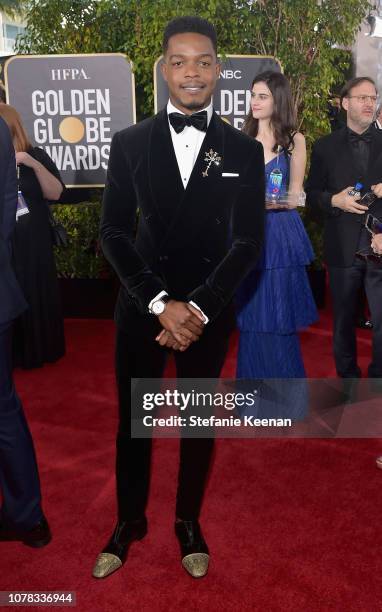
[161, 32, 220, 115]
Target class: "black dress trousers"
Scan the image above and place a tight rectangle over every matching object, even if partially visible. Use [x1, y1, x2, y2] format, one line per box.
[115, 307, 234, 522]
[329, 256, 382, 377]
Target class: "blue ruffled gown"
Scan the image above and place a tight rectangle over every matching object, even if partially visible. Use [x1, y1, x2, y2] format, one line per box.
[236, 152, 318, 378]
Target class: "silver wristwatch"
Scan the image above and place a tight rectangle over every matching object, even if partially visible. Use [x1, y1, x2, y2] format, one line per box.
[150, 295, 170, 316]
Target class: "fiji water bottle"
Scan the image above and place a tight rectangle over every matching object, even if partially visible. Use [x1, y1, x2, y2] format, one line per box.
[348, 182, 363, 199]
[266, 167, 283, 201]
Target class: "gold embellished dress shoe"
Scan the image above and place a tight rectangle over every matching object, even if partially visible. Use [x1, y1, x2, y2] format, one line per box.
[175, 519, 209, 578]
[92, 517, 147, 579]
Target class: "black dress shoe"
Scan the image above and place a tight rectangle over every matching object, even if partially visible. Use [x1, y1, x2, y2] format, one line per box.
[0, 516, 51, 548]
[92, 517, 147, 579]
[175, 520, 209, 578]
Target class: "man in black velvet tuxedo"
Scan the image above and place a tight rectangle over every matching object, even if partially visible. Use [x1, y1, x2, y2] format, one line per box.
[306, 77, 382, 378]
[0, 116, 51, 548]
[93, 16, 265, 579]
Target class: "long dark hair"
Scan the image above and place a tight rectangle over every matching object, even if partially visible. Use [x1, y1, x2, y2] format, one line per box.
[242, 71, 297, 153]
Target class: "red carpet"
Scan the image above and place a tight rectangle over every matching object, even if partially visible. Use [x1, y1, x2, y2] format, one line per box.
[4, 310, 382, 611]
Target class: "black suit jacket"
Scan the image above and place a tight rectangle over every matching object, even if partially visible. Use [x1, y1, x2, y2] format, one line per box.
[0, 117, 27, 324]
[305, 126, 382, 267]
[100, 109, 265, 329]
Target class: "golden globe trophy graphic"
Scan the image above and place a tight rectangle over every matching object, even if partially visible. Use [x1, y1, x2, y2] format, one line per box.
[59, 117, 86, 144]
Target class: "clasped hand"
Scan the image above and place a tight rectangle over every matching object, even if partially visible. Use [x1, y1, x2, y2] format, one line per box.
[155, 301, 205, 351]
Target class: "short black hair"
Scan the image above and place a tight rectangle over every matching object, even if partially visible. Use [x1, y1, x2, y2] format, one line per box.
[340, 76, 377, 105]
[162, 16, 217, 56]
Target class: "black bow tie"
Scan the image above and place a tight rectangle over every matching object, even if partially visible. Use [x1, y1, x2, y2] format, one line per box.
[168, 111, 208, 134]
[348, 129, 372, 145]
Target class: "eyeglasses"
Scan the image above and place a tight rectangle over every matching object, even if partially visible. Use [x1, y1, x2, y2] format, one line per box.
[347, 95, 378, 104]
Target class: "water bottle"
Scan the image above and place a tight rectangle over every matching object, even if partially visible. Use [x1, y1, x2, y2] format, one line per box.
[348, 182, 363, 198]
[266, 167, 283, 202]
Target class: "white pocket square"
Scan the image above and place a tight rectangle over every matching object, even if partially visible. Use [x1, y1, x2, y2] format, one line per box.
[222, 172, 239, 177]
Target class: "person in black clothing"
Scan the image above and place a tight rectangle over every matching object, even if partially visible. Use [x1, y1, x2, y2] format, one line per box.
[306, 76, 382, 378]
[0, 115, 51, 547]
[92, 16, 265, 580]
[0, 104, 65, 369]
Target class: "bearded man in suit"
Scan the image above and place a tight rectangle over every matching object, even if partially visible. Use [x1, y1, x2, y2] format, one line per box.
[93, 16, 265, 580]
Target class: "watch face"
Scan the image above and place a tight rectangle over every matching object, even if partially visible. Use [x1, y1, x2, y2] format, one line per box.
[152, 300, 165, 315]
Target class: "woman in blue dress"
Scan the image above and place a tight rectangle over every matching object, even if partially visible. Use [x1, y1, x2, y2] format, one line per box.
[236, 71, 317, 378]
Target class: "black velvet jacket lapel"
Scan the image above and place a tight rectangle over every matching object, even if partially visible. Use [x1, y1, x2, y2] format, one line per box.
[183, 111, 224, 203]
[156, 111, 225, 250]
[148, 109, 184, 226]
[149, 110, 225, 232]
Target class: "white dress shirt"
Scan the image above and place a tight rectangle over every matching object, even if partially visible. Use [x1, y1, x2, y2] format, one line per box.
[148, 100, 214, 323]
[167, 99, 213, 188]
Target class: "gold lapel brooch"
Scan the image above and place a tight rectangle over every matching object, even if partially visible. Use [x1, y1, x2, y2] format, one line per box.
[202, 149, 222, 178]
